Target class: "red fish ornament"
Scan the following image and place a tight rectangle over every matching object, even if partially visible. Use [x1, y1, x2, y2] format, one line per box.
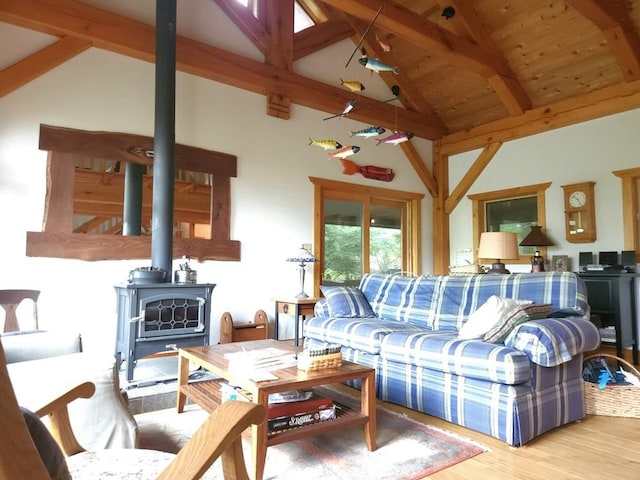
[340, 159, 395, 182]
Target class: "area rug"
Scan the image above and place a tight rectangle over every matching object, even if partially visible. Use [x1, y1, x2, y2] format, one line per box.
[135, 388, 488, 480]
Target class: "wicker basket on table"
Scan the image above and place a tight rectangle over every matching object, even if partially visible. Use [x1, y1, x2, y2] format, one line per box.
[297, 351, 342, 371]
[583, 353, 640, 418]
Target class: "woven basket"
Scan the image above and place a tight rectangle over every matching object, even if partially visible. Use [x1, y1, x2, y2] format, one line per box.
[583, 353, 640, 418]
[297, 351, 342, 372]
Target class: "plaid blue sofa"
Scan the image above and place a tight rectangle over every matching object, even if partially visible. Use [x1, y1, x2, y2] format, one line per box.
[304, 272, 600, 446]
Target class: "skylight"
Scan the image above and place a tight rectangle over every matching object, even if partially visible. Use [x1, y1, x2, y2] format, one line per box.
[233, 0, 315, 33]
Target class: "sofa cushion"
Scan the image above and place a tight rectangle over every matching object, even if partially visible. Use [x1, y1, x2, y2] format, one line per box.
[380, 331, 532, 385]
[458, 296, 531, 340]
[304, 316, 423, 354]
[483, 303, 552, 343]
[505, 317, 601, 366]
[320, 286, 375, 318]
[359, 274, 436, 329]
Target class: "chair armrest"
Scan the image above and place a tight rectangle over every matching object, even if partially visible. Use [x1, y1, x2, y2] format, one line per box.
[157, 400, 266, 480]
[34, 381, 95, 456]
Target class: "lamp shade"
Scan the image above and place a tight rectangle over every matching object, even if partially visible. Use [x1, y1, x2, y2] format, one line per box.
[478, 232, 520, 260]
[478, 232, 519, 274]
[519, 225, 554, 247]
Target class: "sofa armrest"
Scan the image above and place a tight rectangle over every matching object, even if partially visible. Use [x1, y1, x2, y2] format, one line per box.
[504, 317, 601, 367]
[314, 298, 330, 317]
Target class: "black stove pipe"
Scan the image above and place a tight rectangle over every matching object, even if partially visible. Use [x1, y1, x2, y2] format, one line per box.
[122, 162, 144, 236]
[151, 0, 176, 279]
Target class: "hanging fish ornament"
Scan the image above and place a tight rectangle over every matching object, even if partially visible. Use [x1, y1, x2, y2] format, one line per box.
[329, 145, 360, 159]
[376, 131, 414, 146]
[358, 57, 398, 75]
[340, 79, 365, 92]
[350, 126, 386, 138]
[376, 34, 392, 53]
[309, 138, 343, 150]
[323, 99, 357, 121]
[340, 159, 395, 182]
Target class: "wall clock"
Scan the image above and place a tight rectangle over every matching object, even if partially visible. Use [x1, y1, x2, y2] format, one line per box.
[561, 181, 596, 243]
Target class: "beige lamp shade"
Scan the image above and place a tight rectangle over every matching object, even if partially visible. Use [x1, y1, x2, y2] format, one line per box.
[478, 232, 519, 274]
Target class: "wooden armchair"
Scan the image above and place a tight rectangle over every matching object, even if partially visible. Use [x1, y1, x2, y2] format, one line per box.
[0, 337, 266, 480]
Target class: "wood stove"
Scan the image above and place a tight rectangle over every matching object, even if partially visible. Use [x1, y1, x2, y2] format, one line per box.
[114, 282, 215, 382]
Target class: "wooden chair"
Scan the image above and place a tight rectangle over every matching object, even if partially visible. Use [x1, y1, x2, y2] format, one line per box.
[220, 310, 269, 344]
[0, 289, 40, 333]
[0, 337, 266, 480]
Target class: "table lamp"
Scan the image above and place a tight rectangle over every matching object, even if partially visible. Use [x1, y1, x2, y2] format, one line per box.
[478, 232, 519, 274]
[286, 245, 318, 298]
[519, 225, 554, 272]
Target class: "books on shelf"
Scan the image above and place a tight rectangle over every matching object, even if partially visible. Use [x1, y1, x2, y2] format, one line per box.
[267, 391, 334, 419]
[268, 406, 336, 432]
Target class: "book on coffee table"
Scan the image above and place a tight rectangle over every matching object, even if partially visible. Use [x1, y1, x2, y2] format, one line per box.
[268, 406, 336, 432]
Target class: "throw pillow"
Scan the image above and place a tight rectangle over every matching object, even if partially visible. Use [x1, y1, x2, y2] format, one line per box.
[458, 295, 531, 340]
[21, 407, 71, 480]
[483, 303, 553, 344]
[320, 286, 376, 318]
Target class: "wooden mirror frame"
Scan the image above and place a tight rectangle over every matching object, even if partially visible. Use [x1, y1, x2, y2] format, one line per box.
[26, 124, 240, 261]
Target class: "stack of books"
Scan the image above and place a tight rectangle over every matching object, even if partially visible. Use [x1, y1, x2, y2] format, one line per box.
[267, 390, 335, 432]
[224, 347, 298, 375]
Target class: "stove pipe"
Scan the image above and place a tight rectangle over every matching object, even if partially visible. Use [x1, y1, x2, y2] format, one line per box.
[151, 0, 176, 279]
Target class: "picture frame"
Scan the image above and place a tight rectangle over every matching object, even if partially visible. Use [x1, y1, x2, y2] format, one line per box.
[552, 255, 569, 272]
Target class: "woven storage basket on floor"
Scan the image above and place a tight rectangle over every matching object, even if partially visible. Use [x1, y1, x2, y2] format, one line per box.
[583, 353, 640, 418]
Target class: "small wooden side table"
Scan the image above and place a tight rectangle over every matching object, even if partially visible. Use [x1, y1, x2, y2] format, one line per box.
[272, 296, 320, 346]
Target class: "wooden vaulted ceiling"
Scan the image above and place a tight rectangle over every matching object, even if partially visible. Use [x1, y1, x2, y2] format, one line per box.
[2, 1, 640, 167]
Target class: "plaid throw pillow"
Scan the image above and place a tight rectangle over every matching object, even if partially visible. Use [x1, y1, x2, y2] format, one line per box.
[320, 286, 376, 318]
[483, 303, 552, 343]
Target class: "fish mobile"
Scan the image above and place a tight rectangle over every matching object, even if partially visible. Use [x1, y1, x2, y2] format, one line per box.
[340, 159, 394, 182]
[376, 131, 414, 146]
[323, 99, 356, 121]
[309, 138, 343, 150]
[350, 126, 386, 138]
[340, 79, 365, 92]
[329, 145, 360, 159]
[358, 57, 398, 75]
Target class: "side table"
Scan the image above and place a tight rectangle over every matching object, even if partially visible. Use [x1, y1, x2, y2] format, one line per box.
[272, 296, 319, 346]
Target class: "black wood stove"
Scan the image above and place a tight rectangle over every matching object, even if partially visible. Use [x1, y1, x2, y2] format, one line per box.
[114, 282, 215, 382]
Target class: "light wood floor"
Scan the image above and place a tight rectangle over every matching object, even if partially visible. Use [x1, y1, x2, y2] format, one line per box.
[378, 398, 640, 480]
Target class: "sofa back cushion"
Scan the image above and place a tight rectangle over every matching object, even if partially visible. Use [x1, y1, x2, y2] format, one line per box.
[430, 272, 588, 332]
[359, 274, 437, 329]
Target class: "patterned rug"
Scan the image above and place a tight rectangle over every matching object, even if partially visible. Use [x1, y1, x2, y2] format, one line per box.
[136, 388, 488, 480]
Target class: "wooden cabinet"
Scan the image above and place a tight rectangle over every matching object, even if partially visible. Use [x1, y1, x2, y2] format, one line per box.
[579, 272, 638, 365]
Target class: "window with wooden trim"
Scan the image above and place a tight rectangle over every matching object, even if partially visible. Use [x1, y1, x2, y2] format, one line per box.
[310, 177, 423, 293]
[468, 183, 552, 264]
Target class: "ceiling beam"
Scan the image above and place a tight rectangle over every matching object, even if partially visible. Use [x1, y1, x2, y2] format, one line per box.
[567, 0, 640, 81]
[317, 0, 512, 78]
[439, 78, 640, 156]
[214, 0, 269, 55]
[264, 0, 294, 119]
[0, 36, 91, 98]
[0, 0, 445, 139]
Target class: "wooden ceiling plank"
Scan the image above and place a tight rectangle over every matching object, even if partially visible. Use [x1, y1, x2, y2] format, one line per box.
[0, 36, 91, 98]
[444, 142, 502, 215]
[0, 0, 442, 139]
[439, 78, 640, 156]
[317, 0, 512, 78]
[449, 0, 530, 115]
[567, 0, 640, 81]
[214, 0, 270, 55]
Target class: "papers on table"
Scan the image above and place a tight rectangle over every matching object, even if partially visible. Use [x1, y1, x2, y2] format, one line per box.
[224, 347, 297, 379]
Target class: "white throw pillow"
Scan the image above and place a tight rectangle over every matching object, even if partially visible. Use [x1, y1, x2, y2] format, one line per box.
[458, 295, 532, 340]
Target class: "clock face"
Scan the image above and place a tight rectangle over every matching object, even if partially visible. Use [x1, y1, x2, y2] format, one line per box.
[569, 191, 586, 208]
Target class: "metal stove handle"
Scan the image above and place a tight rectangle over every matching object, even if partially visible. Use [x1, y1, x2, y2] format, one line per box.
[194, 297, 206, 331]
[130, 313, 145, 323]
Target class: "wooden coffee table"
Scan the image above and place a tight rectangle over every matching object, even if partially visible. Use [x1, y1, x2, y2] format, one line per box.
[176, 339, 376, 480]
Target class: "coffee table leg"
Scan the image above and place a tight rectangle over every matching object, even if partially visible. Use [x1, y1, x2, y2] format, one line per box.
[250, 391, 269, 480]
[361, 370, 377, 451]
[176, 350, 190, 413]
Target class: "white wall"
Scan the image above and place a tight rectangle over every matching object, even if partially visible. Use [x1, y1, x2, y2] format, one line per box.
[448, 108, 640, 273]
[0, 24, 432, 352]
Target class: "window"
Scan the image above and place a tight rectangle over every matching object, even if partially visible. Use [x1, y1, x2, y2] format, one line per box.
[234, 0, 315, 33]
[310, 177, 423, 291]
[468, 183, 551, 264]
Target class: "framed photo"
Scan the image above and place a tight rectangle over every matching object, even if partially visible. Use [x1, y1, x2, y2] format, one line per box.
[552, 255, 569, 272]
